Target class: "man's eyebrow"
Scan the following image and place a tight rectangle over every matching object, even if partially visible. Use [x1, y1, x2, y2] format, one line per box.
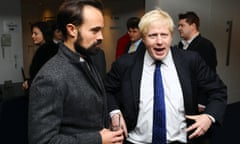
[91, 26, 102, 31]
[148, 33, 158, 36]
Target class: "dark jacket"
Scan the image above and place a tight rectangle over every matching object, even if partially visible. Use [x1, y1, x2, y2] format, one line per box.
[178, 34, 218, 106]
[178, 34, 217, 72]
[29, 41, 59, 80]
[105, 44, 227, 142]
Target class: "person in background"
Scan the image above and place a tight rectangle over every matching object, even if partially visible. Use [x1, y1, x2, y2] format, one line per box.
[125, 17, 143, 54]
[104, 8, 227, 144]
[177, 11, 218, 113]
[50, 21, 63, 44]
[28, 0, 123, 144]
[115, 32, 130, 59]
[177, 11, 217, 72]
[22, 21, 58, 91]
[115, 17, 143, 59]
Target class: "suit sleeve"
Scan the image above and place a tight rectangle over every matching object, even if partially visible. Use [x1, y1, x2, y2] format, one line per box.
[104, 62, 122, 113]
[193, 53, 227, 125]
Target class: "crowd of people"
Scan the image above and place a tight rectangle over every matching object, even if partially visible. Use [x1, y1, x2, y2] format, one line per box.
[23, 0, 227, 144]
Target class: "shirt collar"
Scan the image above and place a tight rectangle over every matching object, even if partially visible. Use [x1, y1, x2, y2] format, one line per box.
[132, 39, 142, 46]
[182, 32, 200, 45]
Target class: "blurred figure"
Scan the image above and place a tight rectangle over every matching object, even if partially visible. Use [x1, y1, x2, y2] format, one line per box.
[22, 21, 58, 91]
[115, 32, 130, 59]
[177, 11, 217, 72]
[115, 17, 143, 59]
[177, 11, 218, 113]
[125, 17, 143, 54]
[50, 21, 63, 44]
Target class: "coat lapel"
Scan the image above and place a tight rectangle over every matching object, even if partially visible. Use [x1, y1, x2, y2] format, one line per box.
[130, 45, 146, 109]
[171, 48, 193, 114]
[80, 61, 105, 95]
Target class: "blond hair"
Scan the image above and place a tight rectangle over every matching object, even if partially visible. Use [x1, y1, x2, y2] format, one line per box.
[139, 8, 175, 36]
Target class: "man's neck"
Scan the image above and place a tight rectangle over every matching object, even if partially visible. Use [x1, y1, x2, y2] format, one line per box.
[184, 32, 199, 43]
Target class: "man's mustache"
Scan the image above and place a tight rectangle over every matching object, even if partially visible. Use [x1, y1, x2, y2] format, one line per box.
[94, 39, 102, 46]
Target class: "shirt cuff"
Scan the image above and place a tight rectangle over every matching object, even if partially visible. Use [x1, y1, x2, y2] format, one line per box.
[198, 104, 206, 109]
[110, 109, 121, 118]
[206, 114, 216, 123]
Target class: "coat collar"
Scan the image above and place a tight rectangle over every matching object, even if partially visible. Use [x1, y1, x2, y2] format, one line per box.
[59, 43, 105, 95]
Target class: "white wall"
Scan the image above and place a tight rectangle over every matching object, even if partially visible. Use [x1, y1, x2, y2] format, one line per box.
[0, 0, 23, 84]
[210, 0, 240, 104]
[145, 0, 240, 104]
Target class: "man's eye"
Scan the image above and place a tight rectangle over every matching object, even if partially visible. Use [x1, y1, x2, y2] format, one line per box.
[91, 27, 101, 33]
[161, 33, 168, 38]
[148, 34, 157, 39]
[92, 29, 99, 34]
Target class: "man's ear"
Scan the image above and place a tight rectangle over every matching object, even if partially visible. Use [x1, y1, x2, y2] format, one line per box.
[66, 24, 77, 38]
[141, 34, 146, 43]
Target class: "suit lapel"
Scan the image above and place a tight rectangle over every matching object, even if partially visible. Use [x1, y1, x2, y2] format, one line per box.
[130, 45, 146, 109]
[89, 63, 105, 93]
[171, 48, 193, 113]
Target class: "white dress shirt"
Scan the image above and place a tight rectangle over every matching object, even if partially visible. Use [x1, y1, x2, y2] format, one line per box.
[127, 50, 187, 143]
[181, 32, 199, 50]
[128, 39, 142, 53]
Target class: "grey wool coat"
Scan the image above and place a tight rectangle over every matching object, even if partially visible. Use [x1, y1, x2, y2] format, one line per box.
[28, 43, 108, 144]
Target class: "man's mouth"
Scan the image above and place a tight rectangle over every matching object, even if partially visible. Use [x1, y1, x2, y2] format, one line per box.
[154, 47, 164, 52]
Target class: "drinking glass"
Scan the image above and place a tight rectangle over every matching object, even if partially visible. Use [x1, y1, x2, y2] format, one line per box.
[111, 113, 121, 131]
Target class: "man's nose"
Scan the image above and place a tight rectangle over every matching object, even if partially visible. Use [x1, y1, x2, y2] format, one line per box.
[98, 31, 104, 40]
[156, 35, 163, 44]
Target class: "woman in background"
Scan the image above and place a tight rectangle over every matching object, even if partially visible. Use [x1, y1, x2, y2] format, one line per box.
[22, 21, 59, 91]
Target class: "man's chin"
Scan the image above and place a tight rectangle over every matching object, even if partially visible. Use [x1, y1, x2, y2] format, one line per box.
[87, 47, 100, 55]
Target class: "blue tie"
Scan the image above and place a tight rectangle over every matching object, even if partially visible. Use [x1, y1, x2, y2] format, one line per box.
[152, 61, 166, 144]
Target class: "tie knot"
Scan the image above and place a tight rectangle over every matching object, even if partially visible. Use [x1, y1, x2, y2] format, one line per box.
[155, 61, 162, 67]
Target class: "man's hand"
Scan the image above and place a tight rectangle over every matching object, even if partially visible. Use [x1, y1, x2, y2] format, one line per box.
[100, 128, 124, 144]
[185, 114, 212, 139]
[22, 80, 29, 90]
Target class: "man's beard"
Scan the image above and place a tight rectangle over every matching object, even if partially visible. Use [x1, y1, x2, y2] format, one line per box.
[74, 31, 102, 56]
